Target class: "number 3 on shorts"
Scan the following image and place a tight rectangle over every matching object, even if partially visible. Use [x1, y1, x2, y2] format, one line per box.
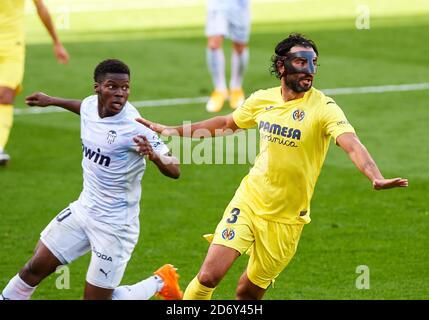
[226, 208, 240, 224]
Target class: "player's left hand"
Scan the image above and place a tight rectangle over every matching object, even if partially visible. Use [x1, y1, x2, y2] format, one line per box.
[25, 92, 52, 107]
[133, 135, 158, 161]
[373, 178, 408, 190]
[54, 43, 69, 64]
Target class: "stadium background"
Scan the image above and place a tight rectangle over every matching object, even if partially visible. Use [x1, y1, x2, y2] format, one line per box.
[0, 0, 428, 299]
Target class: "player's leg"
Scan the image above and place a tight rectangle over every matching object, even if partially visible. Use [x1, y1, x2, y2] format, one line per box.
[227, 7, 250, 109]
[236, 271, 265, 300]
[184, 244, 240, 300]
[84, 282, 114, 300]
[0, 46, 25, 165]
[1, 206, 90, 300]
[83, 218, 134, 300]
[0, 241, 62, 300]
[205, 10, 228, 112]
[87, 264, 182, 300]
[20, 241, 62, 286]
[236, 218, 305, 300]
[84, 216, 182, 300]
[207, 35, 226, 92]
[184, 204, 254, 299]
[229, 41, 248, 109]
[0, 87, 15, 165]
[111, 264, 182, 300]
[231, 41, 249, 85]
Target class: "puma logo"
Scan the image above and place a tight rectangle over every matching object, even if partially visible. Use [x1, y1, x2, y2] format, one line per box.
[99, 268, 111, 278]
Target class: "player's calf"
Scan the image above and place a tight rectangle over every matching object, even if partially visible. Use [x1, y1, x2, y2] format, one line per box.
[235, 272, 265, 300]
[19, 241, 63, 287]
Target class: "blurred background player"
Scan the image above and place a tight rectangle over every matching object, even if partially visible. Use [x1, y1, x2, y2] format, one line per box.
[0, 0, 69, 165]
[0, 59, 182, 300]
[205, 0, 251, 113]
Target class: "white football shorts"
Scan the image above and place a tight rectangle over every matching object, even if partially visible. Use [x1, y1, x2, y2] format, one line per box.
[205, 7, 251, 43]
[40, 205, 139, 289]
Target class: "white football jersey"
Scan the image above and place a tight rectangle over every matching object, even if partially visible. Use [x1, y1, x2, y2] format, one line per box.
[207, 0, 250, 12]
[70, 95, 169, 225]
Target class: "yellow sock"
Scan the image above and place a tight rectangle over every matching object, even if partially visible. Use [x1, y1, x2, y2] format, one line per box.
[183, 276, 215, 300]
[0, 104, 13, 150]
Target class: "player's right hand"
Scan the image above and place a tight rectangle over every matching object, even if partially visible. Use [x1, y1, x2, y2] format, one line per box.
[133, 135, 158, 161]
[25, 92, 52, 107]
[373, 177, 408, 190]
[54, 43, 70, 65]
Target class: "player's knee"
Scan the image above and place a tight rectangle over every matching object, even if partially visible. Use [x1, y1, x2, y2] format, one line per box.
[198, 270, 222, 288]
[207, 36, 223, 50]
[235, 273, 265, 300]
[233, 43, 247, 54]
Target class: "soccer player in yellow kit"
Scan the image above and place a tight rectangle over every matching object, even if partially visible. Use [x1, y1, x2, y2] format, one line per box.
[0, 0, 69, 165]
[137, 33, 408, 299]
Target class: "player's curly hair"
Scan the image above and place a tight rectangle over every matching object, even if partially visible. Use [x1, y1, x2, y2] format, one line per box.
[270, 33, 319, 79]
[94, 59, 130, 82]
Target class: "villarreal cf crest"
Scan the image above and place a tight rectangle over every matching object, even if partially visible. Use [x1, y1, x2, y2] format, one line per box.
[292, 109, 305, 121]
[221, 228, 236, 240]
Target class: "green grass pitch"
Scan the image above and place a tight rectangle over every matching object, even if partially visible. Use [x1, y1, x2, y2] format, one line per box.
[0, 0, 428, 299]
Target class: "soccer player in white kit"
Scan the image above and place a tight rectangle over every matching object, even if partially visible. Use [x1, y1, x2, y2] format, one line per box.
[205, 0, 251, 112]
[0, 59, 183, 300]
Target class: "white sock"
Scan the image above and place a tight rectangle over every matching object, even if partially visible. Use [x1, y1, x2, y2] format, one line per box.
[1, 274, 36, 300]
[111, 275, 164, 300]
[206, 47, 227, 91]
[230, 48, 249, 89]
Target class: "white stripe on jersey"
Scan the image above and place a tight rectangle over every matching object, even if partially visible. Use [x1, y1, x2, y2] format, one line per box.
[70, 95, 169, 225]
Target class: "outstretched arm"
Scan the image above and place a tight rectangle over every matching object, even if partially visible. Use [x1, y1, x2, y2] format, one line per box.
[336, 132, 408, 190]
[26, 92, 81, 115]
[33, 0, 69, 64]
[133, 135, 180, 179]
[136, 114, 240, 137]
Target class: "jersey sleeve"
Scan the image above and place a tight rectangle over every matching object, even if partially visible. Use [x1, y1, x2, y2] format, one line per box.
[137, 125, 170, 155]
[320, 98, 355, 142]
[232, 92, 258, 129]
[129, 104, 170, 155]
[79, 96, 94, 120]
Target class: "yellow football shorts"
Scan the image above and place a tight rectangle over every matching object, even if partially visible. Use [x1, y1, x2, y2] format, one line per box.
[0, 43, 25, 93]
[212, 201, 304, 289]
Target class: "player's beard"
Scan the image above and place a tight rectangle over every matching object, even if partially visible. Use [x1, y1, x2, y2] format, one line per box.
[284, 74, 313, 93]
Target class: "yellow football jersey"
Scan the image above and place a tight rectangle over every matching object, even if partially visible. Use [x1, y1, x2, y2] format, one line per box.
[232, 86, 355, 224]
[0, 0, 26, 47]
